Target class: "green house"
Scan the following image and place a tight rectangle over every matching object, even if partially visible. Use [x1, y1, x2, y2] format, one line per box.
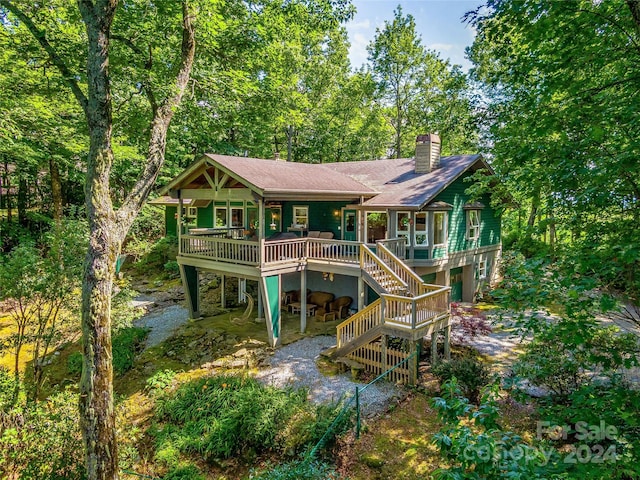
[152, 134, 500, 380]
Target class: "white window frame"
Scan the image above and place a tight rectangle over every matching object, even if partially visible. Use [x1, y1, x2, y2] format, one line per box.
[293, 206, 308, 228]
[433, 211, 447, 246]
[477, 260, 487, 279]
[396, 211, 411, 242]
[231, 207, 244, 228]
[467, 209, 481, 241]
[365, 211, 388, 244]
[414, 211, 428, 246]
[215, 207, 227, 228]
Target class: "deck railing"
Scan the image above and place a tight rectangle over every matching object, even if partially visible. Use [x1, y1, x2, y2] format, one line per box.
[306, 238, 360, 264]
[382, 286, 450, 329]
[376, 242, 426, 296]
[180, 235, 259, 265]
[261, 238, 307, 265]
[337, 299, 382, 348]
[376, 237, 406, 259]
[180, 235, 364, 267]
[360, 245, 408, 295]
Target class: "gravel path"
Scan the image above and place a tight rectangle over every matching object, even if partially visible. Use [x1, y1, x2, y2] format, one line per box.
[255, 336, 404, 417]
[134, 304, 189, 349]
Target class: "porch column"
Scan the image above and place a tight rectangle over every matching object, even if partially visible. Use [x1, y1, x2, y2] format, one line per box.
[220, 274, 225, 308]
[238, 278, 247, 303]
[462, 264, 475, 303]
[179, 264, 200, 319]
[258, 199, 265, 241]
[409, 214, 415, 259]
[300, 270, 307, 333]
[257, 285, 263, 320]
[357, 276, 365, 311]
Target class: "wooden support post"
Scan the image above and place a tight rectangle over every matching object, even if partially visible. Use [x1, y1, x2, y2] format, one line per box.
[220, 274, 225, 308]
[443, 324, 451, 360]
[431, 331, 438, 365]
[179, 264, 200, 319]
[408, 341, 419, 385]
[300, 270, 307, 333]
[381, 335, 387, 373]
[257, 283, 263, 320]
[238, 278, 246, 303]
[357, 276, 365, 311]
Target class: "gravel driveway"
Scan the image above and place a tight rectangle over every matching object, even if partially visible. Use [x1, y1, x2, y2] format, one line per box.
[255, 336, 404, 416]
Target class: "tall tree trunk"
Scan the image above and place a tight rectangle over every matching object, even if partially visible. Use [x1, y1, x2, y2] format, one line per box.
[76, 2, 120, 477]
[0, 3, 195, 477]
[50, 157, 64, 220]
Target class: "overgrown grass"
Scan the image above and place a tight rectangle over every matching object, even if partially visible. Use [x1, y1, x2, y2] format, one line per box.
[151, 374, 349, 465]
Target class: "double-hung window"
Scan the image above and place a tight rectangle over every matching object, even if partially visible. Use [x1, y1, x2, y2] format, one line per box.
[397, 211, 410, 242]
[231, 207, 244, 228]
[477, 260, 487, 279]
[467, 209, 481, 241]
[433, 211, 447, 246]
[215, 207, 227, 227]
[414, 212, 428, 246]
[293, 206, 308, 228]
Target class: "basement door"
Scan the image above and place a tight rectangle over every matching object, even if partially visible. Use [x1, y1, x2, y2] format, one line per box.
[450, 267, 463, 302]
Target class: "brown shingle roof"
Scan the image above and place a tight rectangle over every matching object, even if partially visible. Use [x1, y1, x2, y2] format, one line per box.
[206, 154, 376, 197]
[323, 154, 484, 209]
[160, 152, 488, 208]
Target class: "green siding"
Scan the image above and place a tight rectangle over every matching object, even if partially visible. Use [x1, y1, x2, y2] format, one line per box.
[432, 173, 501, 254]
[196, 203, 214, 228]
[281, 201, 348, 237]
[414, 249, 429, 260]
[265, 275, 280, 338]
[165, 206, 178, 236]
[421, 273, 437, 283]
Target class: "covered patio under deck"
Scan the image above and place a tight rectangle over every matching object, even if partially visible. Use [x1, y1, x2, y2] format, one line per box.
[177, 231, 368, 347]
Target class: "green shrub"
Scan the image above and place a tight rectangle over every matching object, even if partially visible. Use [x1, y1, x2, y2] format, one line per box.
[163, 260, 180, 279]
[145, 369, 177, 397]
[134, 236, 178, 271]
[0, 389, 85, 479]
[0, 367, 17, 411]
[432, 379, 562, 479]
[512, 321, 640, 396]
[152, 375, 345, 462]
[163, 464, 205, 480]
[536, 381, 640, 479]
[67, 352, 83, 376]
[249, 459, 343, 480]
[432, 356, 492, 404]
[111, 281, 145, 332]
[112, 326, 148, 376]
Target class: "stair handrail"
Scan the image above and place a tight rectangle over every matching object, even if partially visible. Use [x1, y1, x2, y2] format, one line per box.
[336, 299, 383, 349]
[376, 241, 428, 296]
[360, 245, 409, 295]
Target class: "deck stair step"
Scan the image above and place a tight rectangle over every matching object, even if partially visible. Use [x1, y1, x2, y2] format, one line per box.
[332, 323, 383, 358]
[319, 345, 338, 358]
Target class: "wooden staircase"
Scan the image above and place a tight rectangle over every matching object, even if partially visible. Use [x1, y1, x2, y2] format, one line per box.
[332, 243, 451, 384]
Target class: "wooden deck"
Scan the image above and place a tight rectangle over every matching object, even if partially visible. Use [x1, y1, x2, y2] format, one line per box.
[179, 234, 362, 269]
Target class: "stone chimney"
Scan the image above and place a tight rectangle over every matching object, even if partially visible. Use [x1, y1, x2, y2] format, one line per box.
[415, 133, 441, 173]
